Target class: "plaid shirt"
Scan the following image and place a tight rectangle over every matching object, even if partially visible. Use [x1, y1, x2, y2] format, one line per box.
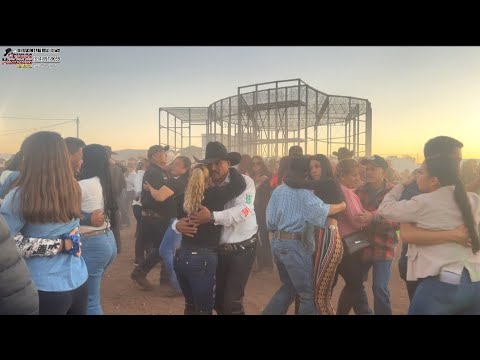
[355, 179, 399, 262]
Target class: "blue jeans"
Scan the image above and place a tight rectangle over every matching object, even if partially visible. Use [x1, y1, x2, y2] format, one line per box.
[133, 205, 144, 263]
[174, 247, 218, 315]
[263, 238, 316, 315]
[81, 230, 117, 315]
[159, 219, 182, 291]
[363, 259, 392, 315]
[409, 269, 480, 315]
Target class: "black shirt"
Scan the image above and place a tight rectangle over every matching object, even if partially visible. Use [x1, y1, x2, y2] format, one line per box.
[177, 168, 246, 249]
[166, 171, 189, 218]
[141, 163, 175, 218]
[283, 177, 344, 218]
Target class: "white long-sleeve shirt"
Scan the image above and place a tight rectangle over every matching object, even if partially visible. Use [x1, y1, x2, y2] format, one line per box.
[126, 170, 136, 192]
[172, 172, 258, 244]
[213, 173, 258, 244]
[379, 183, 480, 281]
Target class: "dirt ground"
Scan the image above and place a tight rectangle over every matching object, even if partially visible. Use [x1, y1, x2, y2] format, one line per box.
[101, 224, 410, 315]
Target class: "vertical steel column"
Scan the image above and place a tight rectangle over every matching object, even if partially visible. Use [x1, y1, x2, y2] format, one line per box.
[213, 102, 217, 142]
[285, 88, 289, 156]
[304, 86, 308, 154]
[158, 109, 162, 145]
[327, 97, 331, 155]
[366, 101, 372, 156]
[220, 100, 224, 147]
[297, 80, 301, 147]
[167, 112, 170, 147]
[188, 108, 191, 147]
[237, 89, 243, 154]
[267, 90, 271, 157]
[228, 98, 232, 151]
[275, 82, 278, 158]
[180, 115, 183, 150]
[174, 113, 177, 150]
[314, 92, 318, 154]
[206, 107, 209, 145]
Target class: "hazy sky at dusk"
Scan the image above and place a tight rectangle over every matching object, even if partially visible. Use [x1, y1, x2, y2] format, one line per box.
[1, 46, 479, 159]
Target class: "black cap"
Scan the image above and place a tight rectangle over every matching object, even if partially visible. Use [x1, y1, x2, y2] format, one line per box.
[147, 144, 170, 159]
[360, 155, 388, 170]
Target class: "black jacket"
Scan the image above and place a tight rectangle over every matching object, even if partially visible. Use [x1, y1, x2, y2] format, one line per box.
[0, 215, 39, 315]
[178, 168, 247, 249]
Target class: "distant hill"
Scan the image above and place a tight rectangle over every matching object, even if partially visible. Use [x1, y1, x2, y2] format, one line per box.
[178, 146, 203, 160]
[113, 146, 204, 163]
[113, 149, 148, 161]
[0, 153, 13, 161]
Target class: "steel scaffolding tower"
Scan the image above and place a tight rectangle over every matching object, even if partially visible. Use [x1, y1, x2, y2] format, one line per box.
[159, 79, 371, 158]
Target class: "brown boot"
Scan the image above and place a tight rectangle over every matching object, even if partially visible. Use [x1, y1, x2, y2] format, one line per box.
[131, 268, 153, 291]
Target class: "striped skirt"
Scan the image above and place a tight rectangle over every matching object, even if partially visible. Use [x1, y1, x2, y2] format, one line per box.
[295, 221, 344, 315]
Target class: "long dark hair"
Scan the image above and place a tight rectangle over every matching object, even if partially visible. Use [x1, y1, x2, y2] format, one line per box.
[14, 131, 81, 223]
[80, 144, 118, 228]
[425, 156, 479, 254]
[309, 154, 335, 180]
[251, 156, 271, 177]
[277, 156, 291, 182]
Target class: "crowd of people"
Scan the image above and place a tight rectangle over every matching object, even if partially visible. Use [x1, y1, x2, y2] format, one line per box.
[1, 131, 480, 315]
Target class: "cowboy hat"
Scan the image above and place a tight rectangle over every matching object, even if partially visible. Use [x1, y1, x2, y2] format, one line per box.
[332, 147, 355, 160]
[194, 141, 241, 166]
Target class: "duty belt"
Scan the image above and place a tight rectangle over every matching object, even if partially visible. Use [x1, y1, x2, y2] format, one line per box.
[218, 236, 257, 253]
[142, 210, 168, 219]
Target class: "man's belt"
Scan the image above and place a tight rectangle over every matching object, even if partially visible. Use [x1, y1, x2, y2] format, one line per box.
[142, 210, 168, 219]
[80, 228, 110, 239]
[270, 231, 303, 241]
[218, 235, 257, 253]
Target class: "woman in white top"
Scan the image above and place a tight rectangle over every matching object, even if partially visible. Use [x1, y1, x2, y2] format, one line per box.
[78, 144, 118, 315]
[379, 156, 480, 315]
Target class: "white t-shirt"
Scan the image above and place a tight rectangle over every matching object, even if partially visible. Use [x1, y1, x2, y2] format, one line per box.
[78, 176, 108, 231]
[132, 170, 145, 206]
[126, 170, 136, 192]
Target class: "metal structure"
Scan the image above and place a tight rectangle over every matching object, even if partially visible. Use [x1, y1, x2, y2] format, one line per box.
[159, 79, 371, 158]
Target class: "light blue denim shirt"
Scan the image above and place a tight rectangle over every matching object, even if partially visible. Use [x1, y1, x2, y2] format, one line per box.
[0, 187, 88, 292]
[267, 184, 330, 251]
[0, 171, 20, 198]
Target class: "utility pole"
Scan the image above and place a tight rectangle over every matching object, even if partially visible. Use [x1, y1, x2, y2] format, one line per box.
[76, 117, 79, 138]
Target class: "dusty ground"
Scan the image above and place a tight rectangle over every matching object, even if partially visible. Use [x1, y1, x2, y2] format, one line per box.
[101, 223, 409, 315]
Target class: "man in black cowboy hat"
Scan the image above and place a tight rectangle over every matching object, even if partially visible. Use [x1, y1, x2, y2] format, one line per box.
[173, 141, 258, 315]
[131, 144, 173, 290]
[333, 147, 355, 161]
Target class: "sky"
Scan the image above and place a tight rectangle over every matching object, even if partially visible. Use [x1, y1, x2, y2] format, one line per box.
[1, 46, 479, 160]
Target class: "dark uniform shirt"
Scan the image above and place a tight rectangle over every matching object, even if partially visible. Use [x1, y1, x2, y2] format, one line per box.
[141, 163, 175, 218]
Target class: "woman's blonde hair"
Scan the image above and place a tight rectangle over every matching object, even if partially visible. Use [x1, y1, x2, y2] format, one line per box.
[183, 165, 210, 215]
